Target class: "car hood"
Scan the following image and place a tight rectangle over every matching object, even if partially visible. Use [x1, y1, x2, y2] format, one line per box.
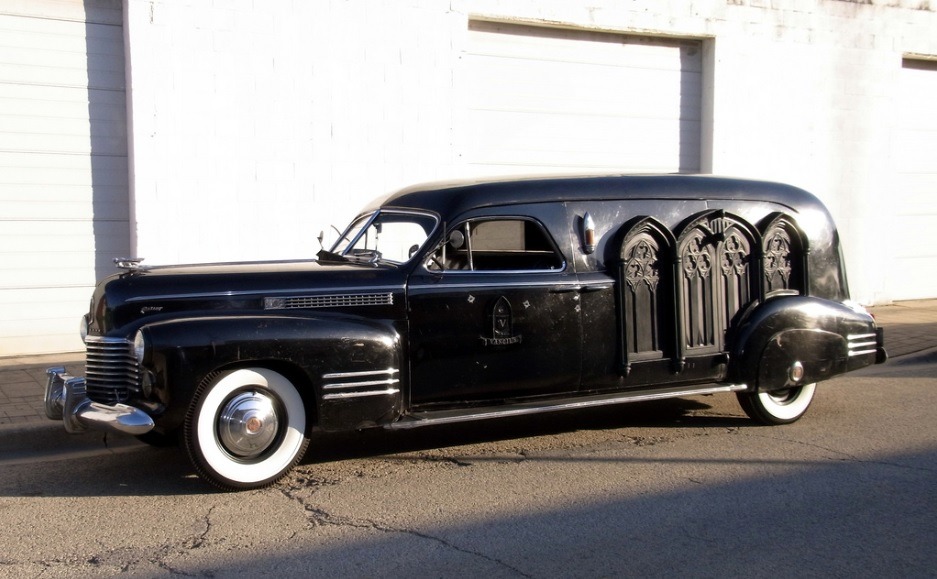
[89, 260, 410, 335]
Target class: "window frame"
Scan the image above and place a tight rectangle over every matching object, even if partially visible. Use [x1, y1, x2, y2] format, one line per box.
[426, 216, 567, 274]
[331, 209, 440, 265]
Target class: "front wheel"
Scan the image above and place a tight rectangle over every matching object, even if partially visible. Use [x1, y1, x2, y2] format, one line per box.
[736, 383, 817, 425]
[183, 368, 310, 491]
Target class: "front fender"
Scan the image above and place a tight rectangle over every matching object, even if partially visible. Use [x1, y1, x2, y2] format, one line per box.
[137, 313, 402, 432]
[727, 296, 878, 391]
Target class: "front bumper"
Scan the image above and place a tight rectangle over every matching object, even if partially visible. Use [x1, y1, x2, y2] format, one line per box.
[45, 367, 154, 436]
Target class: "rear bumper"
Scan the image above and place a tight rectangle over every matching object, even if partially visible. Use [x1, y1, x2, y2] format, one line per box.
[45, 367, 154, 436]
[875, 327, 888, 364]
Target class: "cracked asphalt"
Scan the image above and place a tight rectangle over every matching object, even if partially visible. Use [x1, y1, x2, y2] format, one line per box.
[0, 353, 935, 577]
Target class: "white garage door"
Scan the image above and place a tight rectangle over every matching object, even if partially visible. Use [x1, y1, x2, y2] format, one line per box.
[0, 0, 129, 356]
[464, 21, 703, 176]
[893, 59, 937, 301]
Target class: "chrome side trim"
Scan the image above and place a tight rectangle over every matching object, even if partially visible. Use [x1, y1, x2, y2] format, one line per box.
[390, 384, 748, 430]
[321, 368, 401, 400]
[323, 379, 400, 391]
[409, 279, 577, 293]
[323, 368, 399, 379]
[264, 292, 393, 310]
[323, 389, 401, 400]
[127, 284, 404, 303]
[848, 333, 879, 357]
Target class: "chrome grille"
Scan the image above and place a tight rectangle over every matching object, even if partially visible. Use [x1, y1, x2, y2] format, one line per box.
[84, 337, 141, 405]
[264, 292, 394, 310]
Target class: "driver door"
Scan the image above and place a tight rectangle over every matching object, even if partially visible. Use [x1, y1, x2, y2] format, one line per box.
[406, 213, 582, 408]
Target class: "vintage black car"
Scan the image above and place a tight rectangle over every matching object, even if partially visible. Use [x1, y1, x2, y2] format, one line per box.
[45, 175, 886, 490]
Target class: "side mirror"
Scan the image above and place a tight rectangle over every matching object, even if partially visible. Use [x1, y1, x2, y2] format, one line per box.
[448, 230, 465, 250]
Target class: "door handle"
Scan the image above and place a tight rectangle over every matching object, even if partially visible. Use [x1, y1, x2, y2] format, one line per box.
[550, 284, 582, 293]
[580, 282, 614, 293]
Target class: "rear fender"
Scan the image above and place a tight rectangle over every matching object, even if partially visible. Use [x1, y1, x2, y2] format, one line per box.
[727, 296, 877, 392]
[137, 313, 402, 432]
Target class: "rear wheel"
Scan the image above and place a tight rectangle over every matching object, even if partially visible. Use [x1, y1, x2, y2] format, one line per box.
[183, 368, 309, 491]
[737, 383, 816, 425]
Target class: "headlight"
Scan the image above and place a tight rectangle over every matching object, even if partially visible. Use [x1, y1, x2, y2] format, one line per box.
[133, 330, 148, 365]
[79, 315, 90, 343]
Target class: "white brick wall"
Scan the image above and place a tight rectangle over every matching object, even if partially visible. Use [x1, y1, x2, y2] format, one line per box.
[124, 0, 937, 303]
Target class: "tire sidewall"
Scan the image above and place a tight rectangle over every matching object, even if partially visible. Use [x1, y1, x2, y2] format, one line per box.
[754, 382, 817, 424]
[186, 368, 308, 490]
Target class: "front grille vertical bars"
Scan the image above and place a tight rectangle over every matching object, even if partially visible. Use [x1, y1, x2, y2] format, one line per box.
[84, 337, 141, 405]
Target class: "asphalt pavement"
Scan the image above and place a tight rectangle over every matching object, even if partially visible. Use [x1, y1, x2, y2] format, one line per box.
[2, 299, 936, 432]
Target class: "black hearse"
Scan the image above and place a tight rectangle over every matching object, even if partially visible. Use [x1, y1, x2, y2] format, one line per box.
[45, 175, 886, 490]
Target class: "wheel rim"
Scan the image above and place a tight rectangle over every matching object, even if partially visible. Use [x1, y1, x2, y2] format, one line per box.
[765, 388, 798, 405]
[217, 390, 281, 460]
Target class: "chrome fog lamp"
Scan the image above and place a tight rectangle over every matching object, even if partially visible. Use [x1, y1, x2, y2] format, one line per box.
[133, 330, 149, 365]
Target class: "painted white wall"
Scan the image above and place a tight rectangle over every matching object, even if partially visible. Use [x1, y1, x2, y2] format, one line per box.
[124, 0, 937, 304]
[124, 0, 464, 265]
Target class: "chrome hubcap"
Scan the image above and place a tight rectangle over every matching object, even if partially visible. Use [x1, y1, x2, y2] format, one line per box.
[217, 390, 280, 459]
[767, 388, 797, 405]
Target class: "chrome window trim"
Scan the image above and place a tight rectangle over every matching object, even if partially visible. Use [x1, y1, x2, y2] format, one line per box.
[423, 215, 568, 275]
[332, 209, 440, 265]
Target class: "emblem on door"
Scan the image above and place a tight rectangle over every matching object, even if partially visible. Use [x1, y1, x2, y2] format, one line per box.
[481, 296, 523, 346]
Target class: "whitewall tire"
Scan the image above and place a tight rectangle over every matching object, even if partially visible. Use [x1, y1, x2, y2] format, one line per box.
[184, 368, 310, 491]
[737, 383, 817, 425]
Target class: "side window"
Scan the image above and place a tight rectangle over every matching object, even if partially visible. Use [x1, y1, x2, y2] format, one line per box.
[428, 218, 564, 271]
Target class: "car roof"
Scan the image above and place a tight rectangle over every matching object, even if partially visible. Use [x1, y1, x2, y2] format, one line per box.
[369, 174, 821, 219]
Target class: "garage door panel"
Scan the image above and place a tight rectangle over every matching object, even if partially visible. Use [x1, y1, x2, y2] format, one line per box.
[0, 181, 128, 207]
[0, 84, 125, 116]
[0, 1, 128, 355]
[469, 22, 701, 71]
[0, 287, 93, 319]
[0, 119, 125, 152]
[0, 220, 128, 255]
[469, 110, 696, 149]
[0, 152, 128, 187]
[891, 59, 937, 300]
[0, 258, 98, 289]
[0, 196, 129, 220]
[470, 60, 700, 121]
[466, 21, 702, 175]
[470, 112, 698, 171]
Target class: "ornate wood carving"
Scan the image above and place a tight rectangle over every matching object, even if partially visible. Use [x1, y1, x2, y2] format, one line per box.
[618, 219, 675, 374]
[718, 226, 752, 331]
[760, 213, 806, 296]
[679, 229, 717, 350]
[676, 212, 759, 361]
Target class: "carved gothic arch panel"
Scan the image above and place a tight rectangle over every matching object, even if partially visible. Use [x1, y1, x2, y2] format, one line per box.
[760, 212, 808, 296]
[617, 217, 676, 374]
[675, 211, 760, 360]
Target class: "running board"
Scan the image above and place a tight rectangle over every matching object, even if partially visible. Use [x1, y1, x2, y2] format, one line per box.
[388, 383, 748, 430]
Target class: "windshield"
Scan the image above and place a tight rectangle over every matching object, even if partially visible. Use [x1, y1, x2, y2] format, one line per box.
[330, 210, 438, 264]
